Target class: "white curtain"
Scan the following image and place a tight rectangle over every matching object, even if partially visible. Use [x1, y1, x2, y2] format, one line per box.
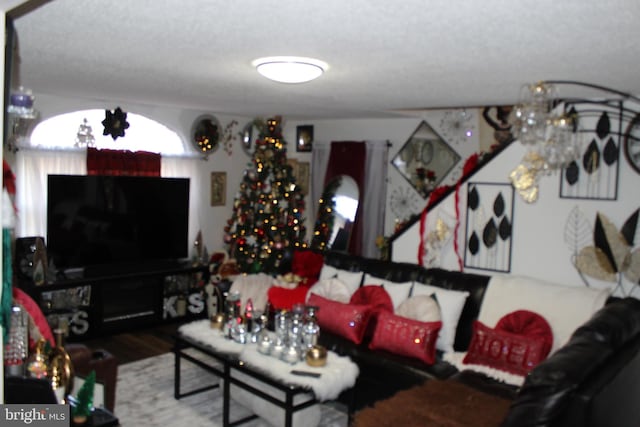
[14, 150, 203, 248]
[362, 140, 389, 258]
[161, 156, 203, 248]
[15, 149, 87, 238]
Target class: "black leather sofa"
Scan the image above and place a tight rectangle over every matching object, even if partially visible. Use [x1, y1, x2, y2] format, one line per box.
[316, 250, 640, 427]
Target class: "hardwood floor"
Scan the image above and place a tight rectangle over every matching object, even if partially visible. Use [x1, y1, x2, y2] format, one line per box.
[79, 321, 184, 365]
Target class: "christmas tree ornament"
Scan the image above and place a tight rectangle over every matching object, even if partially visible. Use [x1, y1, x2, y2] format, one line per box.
[26, 338, 49, 379]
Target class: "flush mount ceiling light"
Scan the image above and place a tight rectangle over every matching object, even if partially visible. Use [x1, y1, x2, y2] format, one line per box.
[252, 56, 328, 84]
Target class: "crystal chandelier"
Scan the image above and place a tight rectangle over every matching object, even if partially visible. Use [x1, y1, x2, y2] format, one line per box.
[512, 81, 582, 172]
[509, 81, 583, 203]
[509, 80, 640, 203]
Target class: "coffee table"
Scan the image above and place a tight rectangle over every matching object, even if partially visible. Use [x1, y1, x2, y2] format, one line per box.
[173, 320, 357, 427]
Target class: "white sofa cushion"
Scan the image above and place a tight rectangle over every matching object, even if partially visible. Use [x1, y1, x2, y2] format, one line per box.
[412, 283, 469, 353]
[363, 273, 413, 310]
[478, 275, 610, 354]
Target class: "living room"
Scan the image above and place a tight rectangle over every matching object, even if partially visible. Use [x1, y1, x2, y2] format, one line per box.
[2, 1, 640, 427]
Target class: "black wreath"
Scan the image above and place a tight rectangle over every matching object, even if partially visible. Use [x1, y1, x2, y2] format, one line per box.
[102, 107, 130, 140]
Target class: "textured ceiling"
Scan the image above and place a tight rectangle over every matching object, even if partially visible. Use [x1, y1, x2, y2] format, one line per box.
[9, 0, 640, 119]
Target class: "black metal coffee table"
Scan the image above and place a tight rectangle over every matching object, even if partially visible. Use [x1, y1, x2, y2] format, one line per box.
[173, 332, 335, 427]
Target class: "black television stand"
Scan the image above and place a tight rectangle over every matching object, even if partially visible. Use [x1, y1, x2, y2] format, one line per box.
[20, 261, 209, 341]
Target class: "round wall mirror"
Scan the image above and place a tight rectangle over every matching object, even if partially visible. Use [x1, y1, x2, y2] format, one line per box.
[191, 114, 221, 155]
[240, 121, 262, 156]
[311, 175, 359, 252]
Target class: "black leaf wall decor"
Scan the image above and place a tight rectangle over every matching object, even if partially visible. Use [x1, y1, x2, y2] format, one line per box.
[483, 219, 498, 248]
[596, 111, 610, 139]
[560, 104, 620, 201]
[594, 214, 619, 273]
[493, 193, 505, 217]
[499, 217, 512, 241]
[468, 232, 480, 255]
[565, 161, 579, 186]
[621, 208, 639, 246]
[465, 182, 514, 272]
[468, 186, 480, 210]
[603, 137, 618, 166]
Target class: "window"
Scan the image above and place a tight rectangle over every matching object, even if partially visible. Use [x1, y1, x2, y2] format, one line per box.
[29, 109, 186, 154]
[15, 110, 202, 241]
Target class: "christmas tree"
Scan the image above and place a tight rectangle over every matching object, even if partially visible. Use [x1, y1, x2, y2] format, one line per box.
[223, 117, 307, 274]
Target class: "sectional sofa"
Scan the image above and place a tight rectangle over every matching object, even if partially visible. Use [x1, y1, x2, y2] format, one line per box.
[304, 250, 640, 427]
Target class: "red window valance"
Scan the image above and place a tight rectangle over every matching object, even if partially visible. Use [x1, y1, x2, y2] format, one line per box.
[87, 147, 161, 176]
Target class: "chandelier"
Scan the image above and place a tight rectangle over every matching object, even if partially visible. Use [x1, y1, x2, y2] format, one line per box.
[512, 82, 582, 171]
[509, 80, 640, 203]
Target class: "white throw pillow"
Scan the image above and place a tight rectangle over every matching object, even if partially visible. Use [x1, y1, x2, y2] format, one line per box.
[396, 295, 442, 323]
[335, 269, 364, 296]
[305, 277, 352, 304]
[319, 264, 338, 281]
[412, 283, 469, 353]
[363, 273, 413, 310]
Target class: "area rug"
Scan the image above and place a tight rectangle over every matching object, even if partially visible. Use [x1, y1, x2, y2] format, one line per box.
[114, 351, 348, 427]
[351, 379, 511, 427]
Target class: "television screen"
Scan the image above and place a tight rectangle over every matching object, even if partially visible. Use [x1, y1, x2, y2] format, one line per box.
[47, 174, 190, 271]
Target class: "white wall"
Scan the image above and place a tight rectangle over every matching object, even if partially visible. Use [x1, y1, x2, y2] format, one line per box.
[393, 123, 640, 297]
[286, 109, 488, 239]
[23, 95, 640, 299]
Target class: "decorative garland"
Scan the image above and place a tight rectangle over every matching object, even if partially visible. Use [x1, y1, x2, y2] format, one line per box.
[418, 153, 479, 270]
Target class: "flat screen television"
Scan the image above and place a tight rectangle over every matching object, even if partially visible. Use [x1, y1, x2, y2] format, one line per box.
[47, 174, 190, 272]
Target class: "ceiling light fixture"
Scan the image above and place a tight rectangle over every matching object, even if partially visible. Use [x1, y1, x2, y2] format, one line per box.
[252, 56, 328, 84]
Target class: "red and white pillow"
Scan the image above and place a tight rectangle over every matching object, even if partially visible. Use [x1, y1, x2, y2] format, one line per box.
[445, 309, 553, 384]
[463, 310, 553, 377]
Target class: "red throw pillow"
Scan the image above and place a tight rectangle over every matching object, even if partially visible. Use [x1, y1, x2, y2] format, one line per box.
[369, 311, 442, 365]
[463, 320, 548, 376]
[495, 310, 553, 357]
[349, 285, 394, 338]
[307, 293, 372, 344]
[291, 249, 324, 280]
[349, 285, 393, 313]
[268, 285, 311, 311]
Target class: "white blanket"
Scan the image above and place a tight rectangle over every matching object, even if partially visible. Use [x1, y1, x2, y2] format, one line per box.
[478, 275, 610, 354]
[178, 320, 359, 401]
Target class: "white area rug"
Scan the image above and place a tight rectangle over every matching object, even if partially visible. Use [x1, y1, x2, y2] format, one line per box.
[115, 351, 348, 427]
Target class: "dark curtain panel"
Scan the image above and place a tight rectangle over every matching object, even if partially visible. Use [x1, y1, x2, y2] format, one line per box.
[87, 147, 161, 176]
[324, 141, 366, 255]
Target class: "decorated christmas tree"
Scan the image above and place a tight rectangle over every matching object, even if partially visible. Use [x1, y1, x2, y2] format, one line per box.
[223, 117, 307, 274]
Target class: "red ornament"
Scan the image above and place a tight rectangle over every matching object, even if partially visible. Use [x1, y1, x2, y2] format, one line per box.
[238, 237, 246, 246]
